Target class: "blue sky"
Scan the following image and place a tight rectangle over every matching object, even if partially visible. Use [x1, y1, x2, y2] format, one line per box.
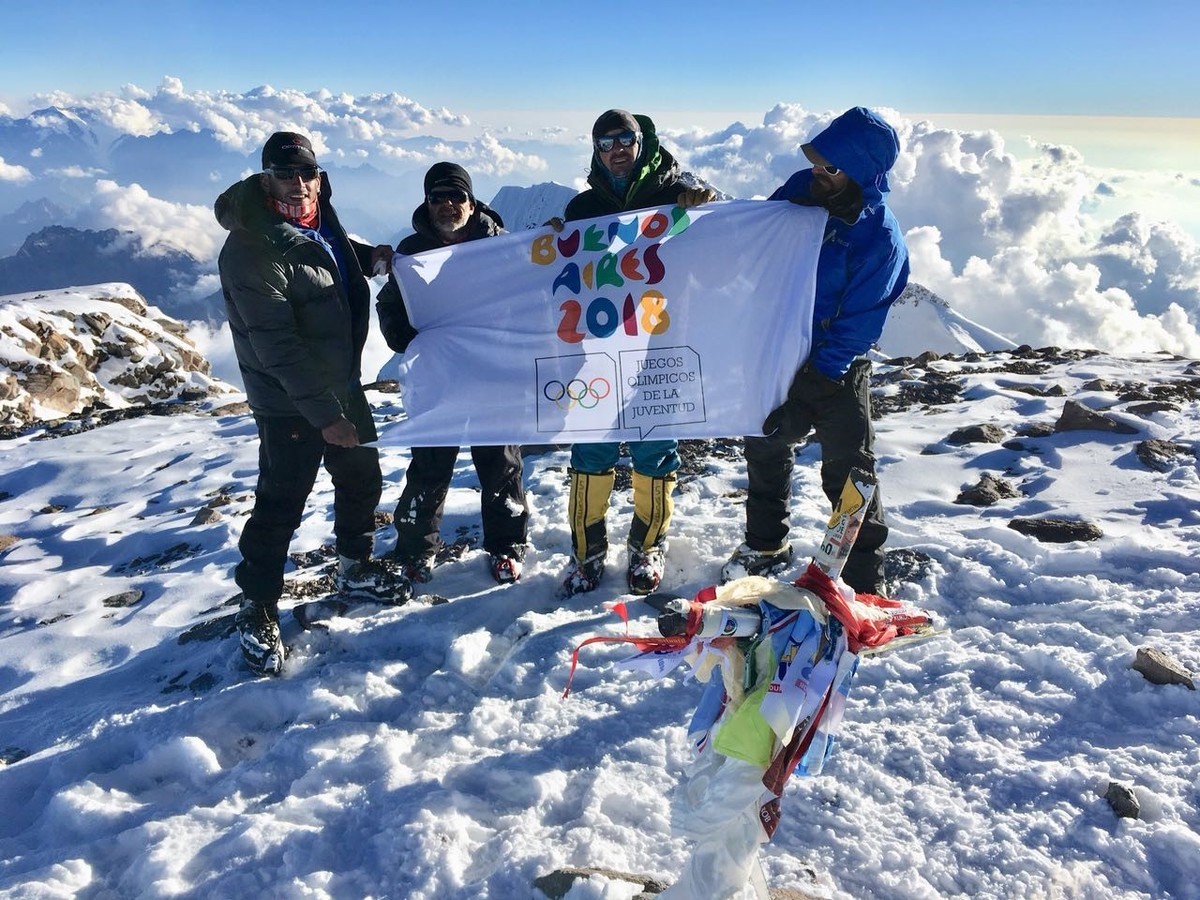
[3, 0, 1198, 120]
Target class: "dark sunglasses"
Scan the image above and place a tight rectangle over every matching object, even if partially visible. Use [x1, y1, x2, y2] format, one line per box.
[265, 165, 321, 181]
[814, 164, 841, 176]
[427, 188, 470, 205]
[595, 130, 639, 152]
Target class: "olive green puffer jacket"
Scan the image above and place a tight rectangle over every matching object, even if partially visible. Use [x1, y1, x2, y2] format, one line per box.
[215, 173, 374, 428]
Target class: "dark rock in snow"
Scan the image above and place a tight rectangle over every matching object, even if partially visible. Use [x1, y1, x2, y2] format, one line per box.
[1054, 400, 1138, 434]
[102, 589, 144, 608]
[190, 507, 222, 526]
[533, 867, 668, 899]
[883, 547, 936, 587]
[1132, 646, 1195, 690]
[946, 424, 1007, 445]
[1135, 439, 1194, 473]
[1008, 517, 1103, 543]
[1, 747, 31, 766]
[956, 473, 1020, 506]
[1105, 782, 1140, 819]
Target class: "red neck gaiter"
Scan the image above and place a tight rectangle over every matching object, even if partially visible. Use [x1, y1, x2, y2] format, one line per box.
[267, 196, 319, 229]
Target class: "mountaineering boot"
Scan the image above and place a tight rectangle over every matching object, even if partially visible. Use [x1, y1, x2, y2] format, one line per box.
[563, 468, 614, 595]
[235, 599, 285, 676]
[719, 542, 794, 584]
[336, 555, 413, 604]
[489, 545, 526, 584]
[626, 471, 676, 594]
[627, 542, 667, 595]
[388, 548, 437, 584]
[563, 553, 606, 596]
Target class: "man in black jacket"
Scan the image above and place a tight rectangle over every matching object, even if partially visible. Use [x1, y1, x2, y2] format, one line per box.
[216, 131, 410, 675]
[376, 162, 530, 585]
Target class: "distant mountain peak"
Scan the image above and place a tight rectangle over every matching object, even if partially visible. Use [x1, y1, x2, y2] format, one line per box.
[895, 282, 950, 309]
[29, 105, 87, 125]
[0, 226, 217, 322]
[878, 281, 1017, 358]
[488, 182, 578, 231]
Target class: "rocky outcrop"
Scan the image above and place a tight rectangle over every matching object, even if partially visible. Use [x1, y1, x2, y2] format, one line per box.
[1135, 439, 1195, 472]
[1055, 399, 1138, 434]
[956, 473, 1020, 506]
[1132, 646, 1195, 690]
[532, 866, 822, 899]
[947, 424, 1006, 445]
[1008, 517, 1103, 543]
[0, 283, 230, 429]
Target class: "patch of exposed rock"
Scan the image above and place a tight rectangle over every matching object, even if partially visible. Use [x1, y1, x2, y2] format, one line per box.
[884, 547, 936, 588]
[532, 866, 822, 899]
[1105, 782, 1140, 819]
[1, 283, 233, 429]
[1136, 439, 1195, 472]
[946, 424, 1007, 446]
[871, 368, 962, 416]
[1054, 400, 1138, 434]
[1008, 517, 1103, 543]
[1132, 646, 1195, 690]
[956, 473, 1020, 506]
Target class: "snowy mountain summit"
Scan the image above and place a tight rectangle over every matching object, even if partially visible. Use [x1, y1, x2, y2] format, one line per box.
[878, 281, 1019, 359]
[1, 336, 1197, 898]
[488, 182, 578, 231]
[0, 283, 232, 431]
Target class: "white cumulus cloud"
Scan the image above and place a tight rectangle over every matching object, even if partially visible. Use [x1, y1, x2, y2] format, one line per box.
[78, 179, 225, 261]
[0, 156, 33, 182]
[9, 83, 1199, 354]
[664, 106, 1200, 355]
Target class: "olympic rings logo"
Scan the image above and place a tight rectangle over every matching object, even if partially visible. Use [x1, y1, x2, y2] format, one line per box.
[543, 377, 611, 410]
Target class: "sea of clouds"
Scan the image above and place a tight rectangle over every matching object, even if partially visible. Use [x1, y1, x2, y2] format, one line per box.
[2, 78, 1199, 357]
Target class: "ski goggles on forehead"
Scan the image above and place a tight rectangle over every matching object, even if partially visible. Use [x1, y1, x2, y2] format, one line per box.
[427, 188, 470, 205]
[265, 165, 321, 181]
[595, 130, 639, 152]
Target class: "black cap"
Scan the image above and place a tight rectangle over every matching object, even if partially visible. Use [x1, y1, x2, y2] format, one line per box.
[262, 132, 317, 169]
[423, 161, 474, 199]
[592, 109, 639, 139]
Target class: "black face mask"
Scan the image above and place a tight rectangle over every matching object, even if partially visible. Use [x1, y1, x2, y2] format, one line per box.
[822, 179, 864, 224]
[789, 177, 864, 224]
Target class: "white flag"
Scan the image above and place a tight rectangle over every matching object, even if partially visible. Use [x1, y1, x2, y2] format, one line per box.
[381, 200, 824, 447]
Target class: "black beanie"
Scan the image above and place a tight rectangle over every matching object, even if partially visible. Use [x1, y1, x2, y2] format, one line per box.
[424, 162, 473, 199]
[262, 132, 317, 168]
[592, 109, 639, 139]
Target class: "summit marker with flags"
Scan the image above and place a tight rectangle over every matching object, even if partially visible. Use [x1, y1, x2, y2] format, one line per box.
[564, 469, 942, 898]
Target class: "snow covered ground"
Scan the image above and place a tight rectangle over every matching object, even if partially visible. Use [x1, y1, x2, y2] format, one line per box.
[1, 349, 1198, 899]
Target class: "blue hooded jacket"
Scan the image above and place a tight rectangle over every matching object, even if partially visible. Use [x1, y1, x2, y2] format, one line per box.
[769, 107, 909, 380]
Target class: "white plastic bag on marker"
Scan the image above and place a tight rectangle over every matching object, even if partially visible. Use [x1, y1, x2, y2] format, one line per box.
[659, 750, 769, 900]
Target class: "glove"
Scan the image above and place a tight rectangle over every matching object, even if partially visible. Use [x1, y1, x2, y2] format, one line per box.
[677, 187, 717, 209]
[761, 363, 843, 437]
[545, 216, 565, 233]
[369, 243, 394, 277]
[761, 402, 789, 437]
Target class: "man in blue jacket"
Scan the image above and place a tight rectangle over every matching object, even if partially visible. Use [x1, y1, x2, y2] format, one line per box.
[722, 107, 909, 595]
